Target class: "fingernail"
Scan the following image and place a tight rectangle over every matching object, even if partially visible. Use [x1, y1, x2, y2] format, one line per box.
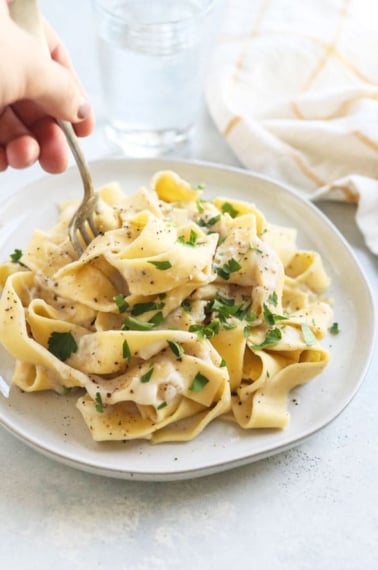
[77, 100, 92, 120]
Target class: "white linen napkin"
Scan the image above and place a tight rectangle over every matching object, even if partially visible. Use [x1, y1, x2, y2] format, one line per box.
[206, 0, 378, 254]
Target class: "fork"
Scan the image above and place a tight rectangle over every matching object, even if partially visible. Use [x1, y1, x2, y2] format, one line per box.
[9, 0, 100, 256]
[59, 121, 100, 255]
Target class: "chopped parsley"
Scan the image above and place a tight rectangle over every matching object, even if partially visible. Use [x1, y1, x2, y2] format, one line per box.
[122, 314, 162, 331]
[329, 322, 340, 335]
[122, 339, 132, 363]
[95, 392, 104, 413]
[113, 294, 129, 313]
[198, 214, 221, 228]
[189, 319, 220, 339]
[157, 401, 167, 410]
[148, 311, 164, 327]
[131, 301, 164, 316]
[196, 199, 205, 213]
[10, 248, 23, 263]
[148, 260, 172, 270]
[210, 295, 252, 323]
[140, 367, 154, 383]
[215, 258, 241, 280]
[263, 303, 287, 326]
[167, 340, 184, 358]
[47, 331, 78, 361]
[267, 292, 278, 307]
[301, 323, 316, 346]
[250, 327, 282, 350]
[181, 300, 192, 312]
[177, 230, 198, 246]
[189, 372, 209, 393]
[221, 202, 239, 218]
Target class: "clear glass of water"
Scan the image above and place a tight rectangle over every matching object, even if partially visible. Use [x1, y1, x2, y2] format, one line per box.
[93, 0, 217, 157]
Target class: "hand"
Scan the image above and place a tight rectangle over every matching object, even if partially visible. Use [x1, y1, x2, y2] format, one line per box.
[0, 1, 95, 173]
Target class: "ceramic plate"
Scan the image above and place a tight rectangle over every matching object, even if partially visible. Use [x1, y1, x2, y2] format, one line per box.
[0, 158, 375, 481]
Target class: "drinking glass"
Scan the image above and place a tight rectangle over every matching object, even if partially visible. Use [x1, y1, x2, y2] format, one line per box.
[93, 0, 217, 156]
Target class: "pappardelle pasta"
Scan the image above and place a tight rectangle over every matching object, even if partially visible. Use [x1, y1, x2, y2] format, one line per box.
[0, 171, 333, 443]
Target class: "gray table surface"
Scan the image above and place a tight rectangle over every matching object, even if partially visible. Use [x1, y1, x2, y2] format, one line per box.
[0, 1, 377, 569]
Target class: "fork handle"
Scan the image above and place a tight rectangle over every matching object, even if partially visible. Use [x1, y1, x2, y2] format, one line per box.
[57, 120, 94, 200]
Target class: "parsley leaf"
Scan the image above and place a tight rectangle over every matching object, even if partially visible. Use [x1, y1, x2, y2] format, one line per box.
[177, 230, 198, 246]
[329, 322, 340, 335]
[215, 258, 241, 280]
[189, 319, 220, 339]
[198, 214, 221, 228]
[221, 202, 239, 218]
[48, 331, 78, 361]
[189, 372, 209, 392]
[263, 303, 287, 326]
[131, 301, 164, 316]
[181, 300, 192, 313]
[122, 339, 132, 363]
[122, 313, 163, 330]
[167, 340, 184, 358]
[95, 392, 104, 413]
[113, 294, 129, 313]
[250, 327, 282, 350]
[267, 292, 278, 307]
[148, 260, 172, 270]
[10, 248, 23, 263]
[140, 367, 154, 383]
[301, 323, 316, 346]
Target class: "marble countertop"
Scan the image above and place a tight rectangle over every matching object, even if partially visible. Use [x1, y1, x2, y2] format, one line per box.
[1, 1, 377, 569]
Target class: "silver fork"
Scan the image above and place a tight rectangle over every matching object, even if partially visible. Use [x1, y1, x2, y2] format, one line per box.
[10, 0, 100, 256]
[59, 121, 100, 255]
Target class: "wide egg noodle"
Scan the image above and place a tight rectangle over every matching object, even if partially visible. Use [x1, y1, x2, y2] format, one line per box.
[0, 170, 334, 443]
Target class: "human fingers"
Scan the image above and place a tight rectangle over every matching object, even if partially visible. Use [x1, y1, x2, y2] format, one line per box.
[32, 118, 70, 173]
[6, 135, 39, 169]
[0, 106, 39, 169]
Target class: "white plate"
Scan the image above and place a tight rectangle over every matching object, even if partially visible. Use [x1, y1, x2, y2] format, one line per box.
[0, 158, 375, 481]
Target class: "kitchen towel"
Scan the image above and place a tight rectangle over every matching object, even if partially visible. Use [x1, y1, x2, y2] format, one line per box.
[206, 0, 378, 254]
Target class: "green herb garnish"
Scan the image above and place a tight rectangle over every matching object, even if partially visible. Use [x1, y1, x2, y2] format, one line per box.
[181, 300, 192, 313]
[48, 331, 78, 361]
[167, 340, 184, 358]
[263, 303, 287, 326]
[122, 315, 160, 331]
[177, 229, 198, 247]
[148, 260, 172, 270]
[250, 327, 282, 350]
[215, 258, 241, 280]
[267, 292, 278, 307]
[301, 323, 316, 346]
[189, 372, 209, 393]
[95, 392, 104, 413]
[131, 301, 164, 316]
[113, 294, 129, 313]
[140, 367, 154, 383]
[189, 319, 220, 339]
[329, 322, 340, 335]
[122, 339, 132, 363]
[221, 202, 239, 218]
[157, 401, 167, 410]
[198, 214, 221, 228]
[10, 248, 23, 263]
